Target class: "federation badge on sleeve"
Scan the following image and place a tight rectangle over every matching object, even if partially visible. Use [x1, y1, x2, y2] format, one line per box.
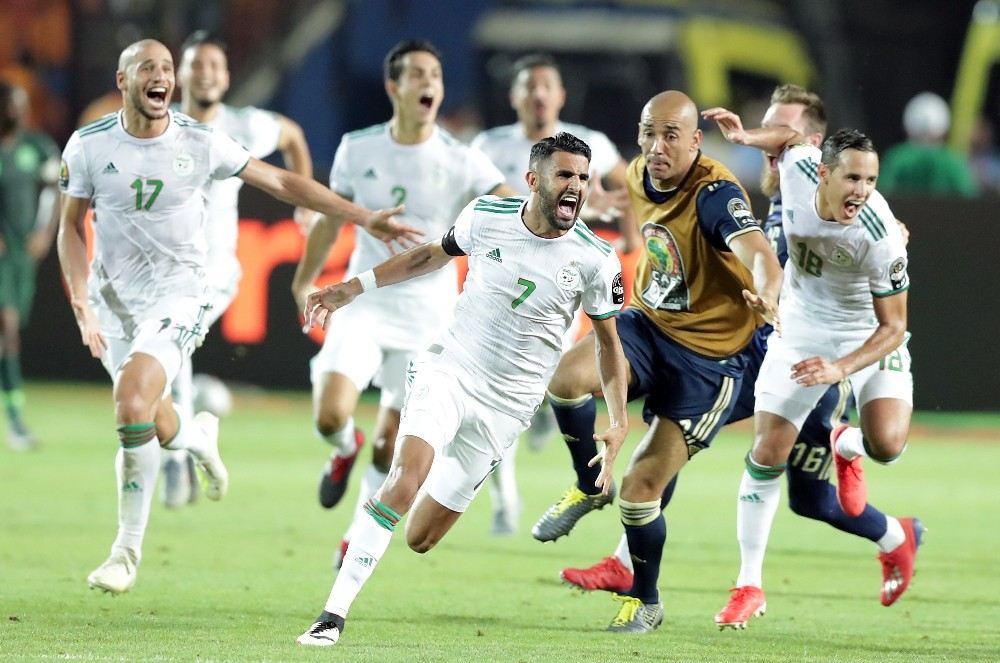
[612, 272, 624, 305]
[889, 257, 909, 290]
[727, 198, 756, 228]
[58, 159, 69, 189]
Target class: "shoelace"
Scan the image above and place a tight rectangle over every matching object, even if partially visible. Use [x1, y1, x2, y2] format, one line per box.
[310, 621, 339, 635]
[550, 487, 586, 514]
[610, 595, 641, 626]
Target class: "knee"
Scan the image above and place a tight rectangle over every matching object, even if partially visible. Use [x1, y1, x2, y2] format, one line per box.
[547, 359, 591, 401]
[865, 436, 907, 464]
[115, 390, 155, 425]
[406, 530, 439, 554]
[315, 407, 351, 437]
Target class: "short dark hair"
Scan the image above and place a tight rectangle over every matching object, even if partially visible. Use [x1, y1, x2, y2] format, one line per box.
[180, 30, 228, 57]
[821, 128, 876, 169]
[384, 39, 442, 82]
[770, 83, 827, 136]
[529, 132, 591, 170]
[510, 53, 560, 85]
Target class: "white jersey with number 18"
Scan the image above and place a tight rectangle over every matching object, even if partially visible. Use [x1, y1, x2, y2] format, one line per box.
[777, 144, 909, 333]
[436, 196, 624, 419]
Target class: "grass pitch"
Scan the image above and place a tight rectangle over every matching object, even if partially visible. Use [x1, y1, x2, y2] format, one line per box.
[1, 382, 998, 662]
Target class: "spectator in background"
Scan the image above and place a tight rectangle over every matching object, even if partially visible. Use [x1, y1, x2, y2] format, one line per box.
[969, 116, 1000, 196]
[879, 92, 978, 197]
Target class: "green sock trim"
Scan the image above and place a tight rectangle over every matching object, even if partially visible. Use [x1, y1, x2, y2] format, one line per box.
[744, 452, 785, 480]
[364, 499, 401, 531]
[117, 422, 157, 448]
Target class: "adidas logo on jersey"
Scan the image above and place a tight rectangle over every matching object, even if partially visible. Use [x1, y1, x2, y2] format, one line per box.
[486, 248, 502, 263]
[103, 162, 119, 174]
[363, 167, 376, 179]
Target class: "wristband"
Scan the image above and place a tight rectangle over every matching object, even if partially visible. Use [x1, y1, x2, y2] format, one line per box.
[356, 269, 378, 292]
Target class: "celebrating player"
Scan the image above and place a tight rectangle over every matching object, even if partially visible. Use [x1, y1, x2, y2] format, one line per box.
[702, 105, 914, 626]
[471, 53, 639, 535]
[531, 91, 782, 633]
[57, 39, 419, 595]
[296, 132, 628, 647]
[291, 39, 510, 566]
[158, 30, 318, 508]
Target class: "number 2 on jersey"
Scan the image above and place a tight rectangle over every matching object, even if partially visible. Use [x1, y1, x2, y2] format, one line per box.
[391, 185, 407, 207]
[131, 178, 164, 211]
[511, 278, 536, 309]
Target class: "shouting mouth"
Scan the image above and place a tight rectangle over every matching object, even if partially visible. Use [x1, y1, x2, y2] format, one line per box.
[556, 192, 579, 222]
[146, 86, 169, 110]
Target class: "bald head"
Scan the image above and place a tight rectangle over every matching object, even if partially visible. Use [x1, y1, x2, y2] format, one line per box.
[118, 39, 171, 73]
[641, 90, 699, 132]
[637, 90, 702, 187]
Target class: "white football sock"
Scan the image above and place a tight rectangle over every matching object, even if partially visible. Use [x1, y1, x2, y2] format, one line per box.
[834, 426, 866, 460]
[613, 533, 633, 572]
[735, 469, 782, 588]
[344, 465, 388, 543]
[877, 516, 905, 553]
[163, 405, 212, 461]
[324, 507, 395, 617]
[320, 417, 357, 457]
[112, 440, 161, 557]
[171, 356, 194, 418]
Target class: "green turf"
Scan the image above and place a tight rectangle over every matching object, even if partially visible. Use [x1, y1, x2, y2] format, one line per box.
[1, 382, 998, 662]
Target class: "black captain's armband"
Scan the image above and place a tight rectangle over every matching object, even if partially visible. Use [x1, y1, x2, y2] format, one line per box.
[441, 226, 466, 256]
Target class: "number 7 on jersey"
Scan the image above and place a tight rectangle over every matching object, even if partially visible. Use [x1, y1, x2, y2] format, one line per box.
[511, 277, 536, 309]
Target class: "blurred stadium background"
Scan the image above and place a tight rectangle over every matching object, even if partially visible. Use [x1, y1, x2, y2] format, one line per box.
[2, 0, 998, 409]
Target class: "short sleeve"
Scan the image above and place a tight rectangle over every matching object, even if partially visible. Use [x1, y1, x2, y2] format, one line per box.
[864, 193, 909, 297]
[448, 198, 478, 255]
[465, 146, 505, 197]
[777, 144, 822, 194]
[583, 251, 624, 319]
[59, 132, 92, 199]
[209, 129, 252, 180]
[585, 130, 621, 179]
[695, 180, 762, 251]
[329, 137, 353, 198]
[243, 108, 282, 158]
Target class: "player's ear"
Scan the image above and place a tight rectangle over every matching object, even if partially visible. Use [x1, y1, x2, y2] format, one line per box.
[691, 127, 703, 152]
[525, 169, 539, 192]
[384, 78, 397, 101]
[116, 70, 127, 92]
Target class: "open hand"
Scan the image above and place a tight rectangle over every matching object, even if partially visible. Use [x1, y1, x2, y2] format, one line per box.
[589, 423, 627, 496]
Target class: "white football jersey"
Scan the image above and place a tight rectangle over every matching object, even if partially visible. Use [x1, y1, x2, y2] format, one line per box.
[200, 104, 281, 286]
[434, 196, 623, 419]
[60, 110, 251, 338]
[471, 121, 621, 195]
[330, 123, 504, 330]
[777, 144, 909, 331]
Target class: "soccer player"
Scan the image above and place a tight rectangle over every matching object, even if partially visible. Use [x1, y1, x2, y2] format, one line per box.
[57, 38, 419, 595]
[531, 91, 782, 633]
[291, 39, 509, 563]
[560, 86, 923, 622]
[296, 132, 629, 647]
[0, 81, 59, 450]
[702, 106, 914, 626]
[471, 53, 640, 534]
[157, 30, 318, 508]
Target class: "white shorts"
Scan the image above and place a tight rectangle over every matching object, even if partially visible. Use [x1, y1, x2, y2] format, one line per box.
[755, 327, 913, 430]
[99, 295, 214, 393]
[203, 272, 239, 329]
[310, 306, 440, 410]
[397, 354, 529, 513]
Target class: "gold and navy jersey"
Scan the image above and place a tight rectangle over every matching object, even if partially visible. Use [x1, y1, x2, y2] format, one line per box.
[626, 152, 763, 358]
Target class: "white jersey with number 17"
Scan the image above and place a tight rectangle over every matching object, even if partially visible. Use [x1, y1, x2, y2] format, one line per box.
[436, 196, 624, 419]
[59, 110, 251, 338]
[777, 144, 909, 333]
